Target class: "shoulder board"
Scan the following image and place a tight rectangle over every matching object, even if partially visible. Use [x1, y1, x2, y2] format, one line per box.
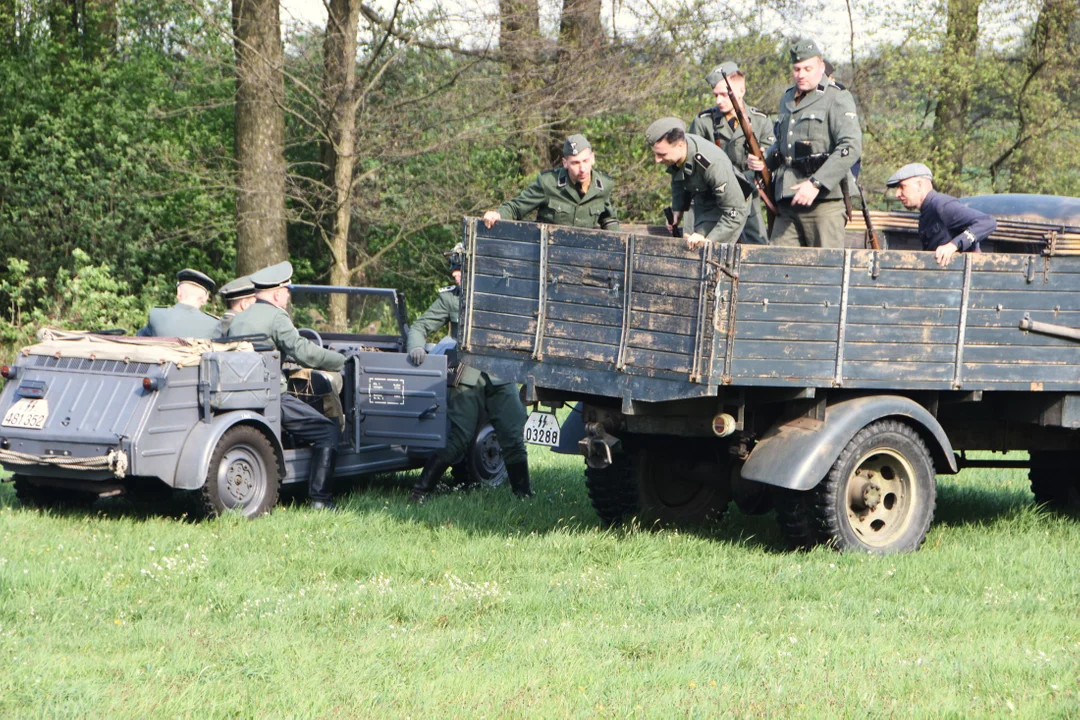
[748, 106, 767, 117]
[203, 312, 220, 320]
[698, 108, 715, 118]
[154, 305, 169, 309]
[831, 80, 847, 90]
[693, 152, 712, 169]
[438, 285, 456, 294]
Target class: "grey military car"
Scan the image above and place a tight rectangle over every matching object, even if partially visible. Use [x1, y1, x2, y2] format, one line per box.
[0, 285, 502, 516]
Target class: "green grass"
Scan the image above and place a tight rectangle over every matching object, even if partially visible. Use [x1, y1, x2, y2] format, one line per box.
[1, 451, 1078, 718]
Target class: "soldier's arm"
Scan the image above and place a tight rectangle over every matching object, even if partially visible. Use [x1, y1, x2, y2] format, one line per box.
[671, 177, 690, 213]
[698, 162, 746, 244]
[406, 295, 452, 352]
[273, 313, 345, 371]
[598, 191, 620, 231]
[814, 90, 862, 191]
[497, 175, 547, 221]
[944, 201, 998, 251]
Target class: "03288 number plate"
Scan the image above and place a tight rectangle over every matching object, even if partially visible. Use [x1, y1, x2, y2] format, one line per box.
[523, 411, 561, 447]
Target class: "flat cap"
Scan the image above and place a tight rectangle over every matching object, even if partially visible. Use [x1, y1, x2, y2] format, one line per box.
[705, 61, 742, 87]
[562, 134, 592, 157]
[176, 268, 216, 294]
[249, 261, 294, 290]
[790, 38, 823, 64]
[219, 275, 256, 301]
[645, 117, 686, 146]
[886, 163, 934, 188]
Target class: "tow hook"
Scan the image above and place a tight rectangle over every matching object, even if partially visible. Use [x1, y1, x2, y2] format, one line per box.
[579, 422, 620, 469]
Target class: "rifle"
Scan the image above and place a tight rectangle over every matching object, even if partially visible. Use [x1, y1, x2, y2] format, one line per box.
[856, 183, 885, 250]
[664, 206, 683, 238]
[721, 69, 777, 232]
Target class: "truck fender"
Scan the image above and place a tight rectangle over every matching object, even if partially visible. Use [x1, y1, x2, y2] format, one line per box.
[172, 412, 284, 490]
[740, 395, 958, 491]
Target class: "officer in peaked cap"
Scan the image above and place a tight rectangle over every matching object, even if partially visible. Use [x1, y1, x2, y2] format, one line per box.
[747, 38, 862, 248]
[482, 133, 620, 231]
[689, 60, 776, 245]
[886, 162, 997, 267]
[405, 243, 531, 503]
[647, 116, 751, 249]
[136, 268, 220, 339]
[216, 275, 257, 336]
[227, 261, 346, 510]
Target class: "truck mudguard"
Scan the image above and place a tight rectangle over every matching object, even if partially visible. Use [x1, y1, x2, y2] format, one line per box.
[172, 412, 284, 490]
[740, 395, 958, 491]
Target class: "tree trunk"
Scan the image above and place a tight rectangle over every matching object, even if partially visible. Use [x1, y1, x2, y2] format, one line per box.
[550, 0, 604, 164]
[323, 0, 362, 330]
[232, 0, 288, 276]
[931, 0, 981, 195]
[0, 0, 16, 50]
[83, 0, 117, 59]
[499, 0, 543, 176]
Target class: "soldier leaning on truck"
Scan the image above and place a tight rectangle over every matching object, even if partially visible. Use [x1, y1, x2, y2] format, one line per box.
[136, 268, 220, 339]
[688, 61, 776, 245]
[647, 116, 751, 250]
[886, 162, 998, 268]
[482, 135, 620, 231]
[747, 38, 862, 249]
[216, 275, 257, 336]
[227, 262, 346, 511]
[405, 245, 531, 503]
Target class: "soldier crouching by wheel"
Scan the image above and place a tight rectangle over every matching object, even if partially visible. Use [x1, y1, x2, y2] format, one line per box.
[227, 262, 345, 510]
[406, 245, 531, 503]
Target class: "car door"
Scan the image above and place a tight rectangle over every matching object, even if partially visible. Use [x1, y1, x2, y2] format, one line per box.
[347, 351, 448, 449]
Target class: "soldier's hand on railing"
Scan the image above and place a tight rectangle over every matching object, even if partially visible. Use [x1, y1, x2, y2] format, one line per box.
[686, 232, 709, 250]
[408, 347, 427, 366]
[935, 242, 959, 268]
[482, 210, 501, 229]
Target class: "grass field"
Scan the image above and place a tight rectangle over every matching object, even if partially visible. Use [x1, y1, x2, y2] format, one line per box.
[1, 448, 1078, 718]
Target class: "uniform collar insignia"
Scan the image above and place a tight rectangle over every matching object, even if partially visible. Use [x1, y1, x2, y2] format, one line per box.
[557, 170, 568, 189]
[594, 172, 604, 190]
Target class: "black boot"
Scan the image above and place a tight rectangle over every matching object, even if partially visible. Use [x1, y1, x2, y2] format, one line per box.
[408, 456, 450, 504]
[308, 447, 337, 510]
[506, 461, 532, 498]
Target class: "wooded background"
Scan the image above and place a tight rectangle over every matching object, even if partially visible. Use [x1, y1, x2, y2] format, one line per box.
[0, 0, 1076, 340]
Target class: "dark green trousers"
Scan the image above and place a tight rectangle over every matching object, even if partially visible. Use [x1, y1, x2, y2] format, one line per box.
[437, 374, 528, 466]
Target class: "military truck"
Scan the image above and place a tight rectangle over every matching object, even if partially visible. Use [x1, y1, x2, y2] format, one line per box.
[0, 285, 501, 516]
[457, 197, 1080, 553]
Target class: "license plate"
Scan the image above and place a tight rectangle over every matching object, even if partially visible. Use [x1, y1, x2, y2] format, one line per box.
[2, 398, 49, 430]
[523, 411, 560, 447]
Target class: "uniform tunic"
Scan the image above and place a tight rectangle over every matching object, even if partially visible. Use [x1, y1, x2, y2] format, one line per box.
[497, 168, 620, 230]
[407, 288, 527, 466]
[668, 133, 751, 244]
[136, 302, 220, 339]
[689, 106, 776, 244]
[918, 191, 997, 252]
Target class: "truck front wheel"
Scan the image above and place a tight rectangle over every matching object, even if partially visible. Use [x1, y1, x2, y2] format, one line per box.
[1029, 451, 1080, 515]
[811, 420, 936, 553]
[201, 426, 281, 518]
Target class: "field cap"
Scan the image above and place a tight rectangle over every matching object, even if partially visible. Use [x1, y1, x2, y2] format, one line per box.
[645, 117, 686, 146]
[886, 163, 934, 188]
[705, 61, 742, 87]
[790, 38, 823, 64]
[219, 275, 256, 301]
[562, 135, 592, 157]
[176, 269, 216, 294]
[250, 261, 294, 290]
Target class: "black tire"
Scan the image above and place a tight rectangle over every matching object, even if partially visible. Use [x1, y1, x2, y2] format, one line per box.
[13, 475, 97, 511]
[731, 461, 774, 516]
[200, 425, 281, 518]
[584, 450, 640, 527]
[772, 487, 818, 551]
[1029, 451, 1080, 515]
[635, 439, 731, 526]
[452, 423, 505, 489]
[811, 420, 936, 553]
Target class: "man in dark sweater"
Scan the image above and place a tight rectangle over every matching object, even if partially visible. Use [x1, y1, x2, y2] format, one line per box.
[886, 163, 997, 267]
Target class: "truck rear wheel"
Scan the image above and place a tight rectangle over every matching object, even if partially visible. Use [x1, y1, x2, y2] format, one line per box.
[13, 475, 97, 511]
[636, 440, 731, 526]
[811, 420, 936, 553]
[1029, 451, 1080, 514]
[201, 426, 280, 519]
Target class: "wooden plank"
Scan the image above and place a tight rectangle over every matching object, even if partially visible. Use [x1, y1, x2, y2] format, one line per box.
[632, 273, 705, 300]
[548, 244, 624, 272]
[546, 319, 622, 347]
[847, 286, 963, 307]
[737, 264, 845, 286]
[967, 308, 1080, 327]
[735, 303, 841, 323]
[849, 249, 947, 271]
[730, 358, 836, 379]
[739, 246, 845, 267]
[632, 235, 704, 260]
[842, 361, 954, 382]
[968, 290, 1080, 311]
[472, 310, 534, 336]
[472, 274, 539, 300]
[738, 284, 842, 305]
[845, 324, 959, 344]
[630, 309, 695, 336]
[963, 345, 1080, 363]
[627, 328, 696, 355]
[548, 226, 628, 252]
[845, 305, 961, 326]
[625, 347, 691, 374]
[735, 320, 838, 342]
[543, 336, 618, 364]
[634, 254, 706, 278]
[848, 268, 964, 289]
[966, 326, 1079, 347]
[632, 292, 698, 317]
[470, 327, 533, 352]
[843, 343, 956, 363]
[549, 282, 625, 310]
[475, 255, 541, 282]
[477, 221, 541, 243]
[962, 364, 1080, 384]
[474, 236, 541, 262]
[549, 265, 625, 292]
[473, 292, 536, 318]
[732, 339, 838, 361]
[550, 301, 624, 327]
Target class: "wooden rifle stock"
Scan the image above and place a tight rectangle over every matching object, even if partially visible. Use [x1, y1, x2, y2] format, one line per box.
[856, 183, 885, 250]
[721, 70, 776, 230]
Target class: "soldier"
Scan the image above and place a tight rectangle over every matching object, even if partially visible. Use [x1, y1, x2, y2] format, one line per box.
[227, 262, 345, 510]
[405, 244, 531, 503]
[482, 134, 619, 230]
[216, 275, 256, 336]
[646, 116, 751, 249]
[886, 163, 997, 268]
[747, 38, 862, 248]
[688, 61, 776, 244]
[136, 269, 219, 338]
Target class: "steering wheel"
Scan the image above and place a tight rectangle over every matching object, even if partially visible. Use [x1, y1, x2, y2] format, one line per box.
[297, 327, 324, 347]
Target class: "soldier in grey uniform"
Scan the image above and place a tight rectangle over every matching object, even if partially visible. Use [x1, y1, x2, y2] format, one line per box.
[227, 262, 345, 510]
[646, 116, 751, 249]
[136, 269, 219, 338]
[216, 275, 256, 336]
[482, 135, 620, 230]
[688, 61, 776, 245]
[405, 245, 531, 503]
[747, 39, 862, 249]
